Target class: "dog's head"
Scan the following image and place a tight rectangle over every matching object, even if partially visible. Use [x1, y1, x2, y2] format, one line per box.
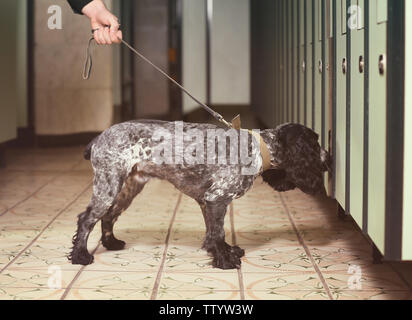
[262, 123, 331, 196]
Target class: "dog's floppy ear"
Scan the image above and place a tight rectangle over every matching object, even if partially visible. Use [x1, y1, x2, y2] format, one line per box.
[278, 124, 319, 148]
[261, 169, 296, 192]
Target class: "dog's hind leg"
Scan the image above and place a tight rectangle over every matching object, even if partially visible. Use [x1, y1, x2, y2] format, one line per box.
[199, 201, 245, 270]
[101, 173, 147, 251]
[69, 171, 125, 265]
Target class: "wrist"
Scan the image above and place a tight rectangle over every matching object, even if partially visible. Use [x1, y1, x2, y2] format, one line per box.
[82, 0, 106, 19]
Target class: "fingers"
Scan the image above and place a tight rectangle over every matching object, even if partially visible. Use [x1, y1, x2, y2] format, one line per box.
[108, 16, 121, 43]
[91, 17, 121, 45]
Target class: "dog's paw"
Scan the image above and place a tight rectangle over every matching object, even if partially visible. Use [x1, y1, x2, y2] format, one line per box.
[231, 245, 245, 258]
[211, 242, 245, 270]
[102, 235, 126, 251]
[69, 249, 94, 265]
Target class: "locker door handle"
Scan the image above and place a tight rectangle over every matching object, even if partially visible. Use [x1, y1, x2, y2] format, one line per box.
[359, 56, 364, 73]
[302, 61, 306, 73]
[318, 60, 323, 74]
[379, 54, 386, 75]
[342, 58, 347, 74]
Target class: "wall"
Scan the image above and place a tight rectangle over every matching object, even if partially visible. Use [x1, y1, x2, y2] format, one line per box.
[34, 0, 113, 135]
[0, 1, 18, 143]
[182, 0, 250, 114]
[211, 0, 250, 105]
[17, 0, 28, 128]
[133, 0, 170, 118]
[182, 0, 207, 114]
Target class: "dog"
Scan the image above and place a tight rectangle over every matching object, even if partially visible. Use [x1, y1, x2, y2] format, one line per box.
[69, 120, 330, 270]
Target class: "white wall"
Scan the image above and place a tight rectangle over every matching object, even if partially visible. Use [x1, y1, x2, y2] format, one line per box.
[182, 0, 250, 114]
[182, 0, 207, 114]
[34, 0, 113, 135]
[211, 0, 250, 105]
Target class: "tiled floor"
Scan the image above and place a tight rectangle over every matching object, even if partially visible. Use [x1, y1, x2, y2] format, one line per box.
[0, 147, 411, 300]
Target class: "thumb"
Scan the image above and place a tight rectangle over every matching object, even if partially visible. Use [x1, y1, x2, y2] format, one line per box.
[108, 15, 120, 32]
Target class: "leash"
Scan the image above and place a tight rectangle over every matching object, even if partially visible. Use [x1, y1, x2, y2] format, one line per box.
[82, 32, 272, 171]
[83, 36, 232, 129]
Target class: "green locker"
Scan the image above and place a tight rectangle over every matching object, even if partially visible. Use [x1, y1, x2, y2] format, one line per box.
[299, 0, 306, 125]
[368, 0, 387, 253]
[335, 0, 347, 208]
[349, 0, 365, 227]
[306, 0, 314, 128]
[314, 0, 323, 137]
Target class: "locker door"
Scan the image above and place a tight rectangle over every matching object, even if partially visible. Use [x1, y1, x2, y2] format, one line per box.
[299, 0, 306, 125]
[368, 0, 387, 253]
[335, 0, 347, 208]
[314, 0, 323, 137]
[349, 0, 365, 227]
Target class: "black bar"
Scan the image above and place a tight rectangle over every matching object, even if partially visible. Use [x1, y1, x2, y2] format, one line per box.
[297, 0, 301, 124]
[385, 0, 405, 261]
[345, 0, 351, 215]
[206, 0, 212, 106]
[312, 0, 315, 131]
[304, 0, 308, 127]
[321, 0, 326, 148]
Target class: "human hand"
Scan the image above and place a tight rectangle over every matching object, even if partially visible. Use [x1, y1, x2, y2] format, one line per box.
[82, 0, 122, 45]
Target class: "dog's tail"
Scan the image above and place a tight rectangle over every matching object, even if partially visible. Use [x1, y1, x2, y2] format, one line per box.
[83, 136, 99, 161]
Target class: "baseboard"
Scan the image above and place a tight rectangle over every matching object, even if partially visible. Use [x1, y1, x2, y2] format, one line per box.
[36, 132, 101, 148]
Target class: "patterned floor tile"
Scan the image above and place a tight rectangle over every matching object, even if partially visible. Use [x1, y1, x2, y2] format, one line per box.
[69, 271, 157, 292]
[157, 290, 241, 300]
[242, 272, 326, 292]
[0, 287, 65, 300]
[63, 288, 151, 300]
[331, 290, 412, 300]
[158, 272, 240, 292]
[245, 290, 330, 300]
[240, 247, 315, 273]
[322, 270, 410, 292]
[0, 268, 78, 289]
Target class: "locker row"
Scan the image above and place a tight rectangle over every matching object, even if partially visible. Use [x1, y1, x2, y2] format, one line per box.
[251, 0, 411, 261]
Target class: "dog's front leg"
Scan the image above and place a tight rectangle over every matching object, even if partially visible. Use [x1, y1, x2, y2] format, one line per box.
[200, 201, 245, 270]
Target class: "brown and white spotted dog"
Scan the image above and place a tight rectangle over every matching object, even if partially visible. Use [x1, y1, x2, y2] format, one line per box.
[69, 120, 331, 270]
